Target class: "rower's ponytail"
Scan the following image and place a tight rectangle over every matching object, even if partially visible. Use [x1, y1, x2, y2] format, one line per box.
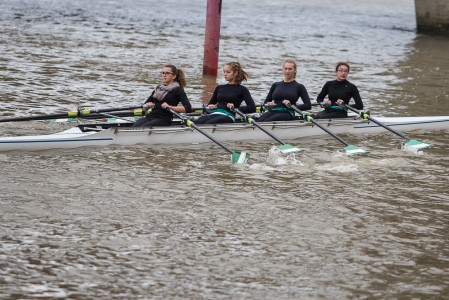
[225, 62, 248, 84]
[165, 64, 187, 88]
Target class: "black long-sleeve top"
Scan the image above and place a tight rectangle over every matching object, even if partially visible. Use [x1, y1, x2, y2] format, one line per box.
[208, 84, 256, 114]
[316, 80, 363, 110]
[144, 87, 192, 121]
[264, 80, 312, 111]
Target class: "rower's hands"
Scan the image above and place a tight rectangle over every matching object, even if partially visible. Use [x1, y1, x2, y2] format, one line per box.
[207, 104, 217, 110]
[143, 102, 155, 110]
[162, 102, 175, 111]
[266, 100, 290, 107]
[321, 99, 331, 108]
[336, 99, 345, 107]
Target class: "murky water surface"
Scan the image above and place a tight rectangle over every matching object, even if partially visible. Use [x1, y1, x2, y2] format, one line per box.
[1, 0, 448, 299]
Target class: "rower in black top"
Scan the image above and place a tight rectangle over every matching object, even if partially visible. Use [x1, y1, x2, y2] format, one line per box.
[194, 62, 256, 124]
[258, 58, 311, 122]
[132, 64, 192, 127]
[315, 62, 363, 119]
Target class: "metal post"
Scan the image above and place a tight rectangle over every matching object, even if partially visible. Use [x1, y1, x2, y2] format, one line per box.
[203, 0, 222, 77]
[415, 0, 449, 36]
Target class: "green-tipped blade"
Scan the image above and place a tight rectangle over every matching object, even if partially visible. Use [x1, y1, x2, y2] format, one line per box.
[278, 144, 304, 154]
[344, 145, 368, 155]
[405, 139, 432, 150]
[231, 151, 250, 164]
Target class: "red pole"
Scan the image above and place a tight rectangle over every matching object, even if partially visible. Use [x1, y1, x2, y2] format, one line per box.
[203, 0, 222, 77]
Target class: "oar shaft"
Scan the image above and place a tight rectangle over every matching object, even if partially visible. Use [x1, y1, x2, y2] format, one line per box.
[189, 122, 234, 154]
[74, 110, 145, 119]
[0, 112, 71, 123]
[167, 108, 234, 154]
[81, 105, 144, 115]
[344, 105, 411, 141]
[308, 117, 350, 146]
[288, 104, 350, 146]
[0, 105, 145, 123]
[233, 108, 285, 145]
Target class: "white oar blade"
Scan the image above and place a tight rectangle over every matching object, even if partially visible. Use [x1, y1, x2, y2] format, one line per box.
[231, 151, 250, 164]
[404, 139, 432, 151]
[278, 144, 304, 154]
[344, 145, 368, 156]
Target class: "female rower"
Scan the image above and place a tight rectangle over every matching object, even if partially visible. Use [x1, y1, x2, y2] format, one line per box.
[132, 64, 192, 127]
[314, 62, 363, 119]
[257, 58, 311, 122]
[194, 62, 256, 124]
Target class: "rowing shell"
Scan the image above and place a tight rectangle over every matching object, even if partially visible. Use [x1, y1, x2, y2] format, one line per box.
[0, 115, 448, 152]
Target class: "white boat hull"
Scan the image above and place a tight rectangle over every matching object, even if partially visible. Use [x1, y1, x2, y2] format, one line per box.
[0, 116, 448, 151]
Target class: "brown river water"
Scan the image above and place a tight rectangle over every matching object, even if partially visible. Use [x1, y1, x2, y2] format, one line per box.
[1, 0, 448, 299]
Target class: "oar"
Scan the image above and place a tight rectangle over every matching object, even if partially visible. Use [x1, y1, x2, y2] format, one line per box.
[164, 106, 249, 164]
[0, 104, 290, 123]
[230, 106, 303, 154]
[65, 109, 145, 120]
[0, 105, 264, 123]
[0, 105, 145, 123]
[343, 104, 432, 150]
[284, 102, 367, 155]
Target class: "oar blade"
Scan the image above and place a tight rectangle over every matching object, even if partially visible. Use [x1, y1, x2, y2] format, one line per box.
[404, 139, 432, 151]
[344, 145, 368, 156]
[231, 151, 250, 164]
[277, 144, 304, 154]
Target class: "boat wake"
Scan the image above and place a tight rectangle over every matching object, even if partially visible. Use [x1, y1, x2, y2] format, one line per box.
[315, 162, 359, 173]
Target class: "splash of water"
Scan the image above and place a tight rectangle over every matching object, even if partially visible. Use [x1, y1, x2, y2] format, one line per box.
[267, 146, 304, 166]
[402, 143, 426, 155]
